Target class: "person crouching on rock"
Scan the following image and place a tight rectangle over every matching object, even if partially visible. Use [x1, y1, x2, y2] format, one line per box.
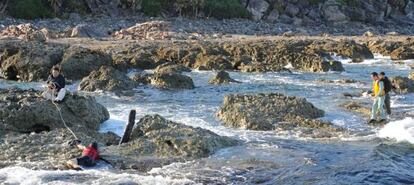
[42, 65, 66, 103]
[66, 141, 99, 170]
[368, 72, 386, 123]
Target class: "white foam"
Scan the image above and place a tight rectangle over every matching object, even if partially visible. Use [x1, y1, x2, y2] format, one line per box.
[0, 166, 196, 185]
[378, 117, 414, 143]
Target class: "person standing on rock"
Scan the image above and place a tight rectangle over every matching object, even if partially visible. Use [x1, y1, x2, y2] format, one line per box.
[369, 72, 386, 123]
[42, 65, 66, 103]
[66, 141, 100, 170]
[379, 72, 393, 116]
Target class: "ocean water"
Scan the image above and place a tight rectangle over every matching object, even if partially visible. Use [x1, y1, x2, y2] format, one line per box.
[1, 56, 414, 184]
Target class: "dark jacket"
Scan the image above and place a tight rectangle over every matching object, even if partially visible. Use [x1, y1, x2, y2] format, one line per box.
[381, 76, 393, 94]
[47, 74, 65, 91]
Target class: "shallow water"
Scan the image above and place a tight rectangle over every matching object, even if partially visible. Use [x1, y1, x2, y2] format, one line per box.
[1, 56, 414, 184]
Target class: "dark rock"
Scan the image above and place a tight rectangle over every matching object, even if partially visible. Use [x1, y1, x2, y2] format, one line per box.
[154, 63, 191, 74]
[101, 115, 239, 171]
[79, 66, 137, 92]
[150, 73, 195, 90]
[0, 88, 109, 133]
[391, 76, 414, 93]
[216, 93, 325, 131]
[60, 46, 112, 80]
[208, 70, 240, 85]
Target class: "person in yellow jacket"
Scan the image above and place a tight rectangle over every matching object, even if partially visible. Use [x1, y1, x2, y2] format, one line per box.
[369, 72, 386, 123]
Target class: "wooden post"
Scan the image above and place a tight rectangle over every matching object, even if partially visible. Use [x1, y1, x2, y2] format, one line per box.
[119, 109, 136, 145]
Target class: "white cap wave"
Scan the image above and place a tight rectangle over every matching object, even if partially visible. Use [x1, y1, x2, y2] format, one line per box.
[378, 117, 414, 143]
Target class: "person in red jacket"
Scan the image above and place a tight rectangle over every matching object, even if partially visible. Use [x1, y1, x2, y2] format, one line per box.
[66, 141, 99, 170]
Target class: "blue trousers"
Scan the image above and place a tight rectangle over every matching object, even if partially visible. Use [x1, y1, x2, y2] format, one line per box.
[371, 96, 386, 120]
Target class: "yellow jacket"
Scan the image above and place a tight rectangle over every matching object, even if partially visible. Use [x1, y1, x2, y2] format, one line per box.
[373, 80, 385, 97]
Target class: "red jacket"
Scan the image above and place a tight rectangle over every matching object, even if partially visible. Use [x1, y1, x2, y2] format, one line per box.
[82, 146, 99, 161]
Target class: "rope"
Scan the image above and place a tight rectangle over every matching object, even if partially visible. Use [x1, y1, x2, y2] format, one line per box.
[48, 89, 79, 140]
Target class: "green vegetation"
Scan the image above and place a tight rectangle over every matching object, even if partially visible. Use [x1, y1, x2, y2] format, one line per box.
[336, 0, 357, 7]
[204, 0, 249, 19]
[141, 0, 249, 19]
[8, 0, 53, 19]
[142, 0, 166, 17]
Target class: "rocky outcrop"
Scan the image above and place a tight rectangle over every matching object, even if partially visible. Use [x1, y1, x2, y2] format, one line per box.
[70, 24, 108, 38]
[367, 39, 414, 60]
[208, 70, 240, 85]
[114, 21, 171, 40]
[154, 63, 191, 74]
[101, 115, 239, 171]
[216, 93, 325, 131]
[339, 101, 371, 117]
[150, 73, 195, 90]
[0, 128, 120, 170]
[79, 66, 137, 92]
[390, 46, 414, 60]
[0, 88, 109, 133]
[0, 24, 49, 41]
[307, 40, 374, 63]
[60, 46, 112, 80]
[391, 76, 414, 93]
[0, 42, 65, 81]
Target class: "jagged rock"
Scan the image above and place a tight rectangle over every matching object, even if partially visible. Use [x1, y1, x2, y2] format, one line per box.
[154, 63, 191, 74]
[339, 101, 371, 116]
[0, 42, 65, 81]
[60, 46, 112, 80]
[307, 40, 374, 63]
[194, 55, 233, 70]
[114, 21, 171, 40]
[322, 0, 349, 22]
[150, 73, 195, 90]
[391, 76, 414, 93]
[101, 115, 238, 171]
[79, 66, 137, 92]
[0, 24, 47, 41]
[216, 93, 325, 131]
[0, 88, 109, 133]
[208, 70, 239, 85]
[390, 46, 414, 60]
[70, 24, 108, 38]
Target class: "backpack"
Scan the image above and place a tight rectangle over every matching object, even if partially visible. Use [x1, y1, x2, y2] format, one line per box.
[382, 77, 393, 93]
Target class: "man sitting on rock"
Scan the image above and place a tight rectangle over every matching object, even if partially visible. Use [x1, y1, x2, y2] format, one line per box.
[42, 65, 66, 103]
[66, 140, 99, 170]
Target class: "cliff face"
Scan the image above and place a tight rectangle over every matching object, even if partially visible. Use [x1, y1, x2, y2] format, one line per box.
[1, 0, 414, 26]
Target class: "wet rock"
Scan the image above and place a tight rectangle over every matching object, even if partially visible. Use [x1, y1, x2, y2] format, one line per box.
[0, 88, 109, 133]
[0, 129, 119, 170]
[150, 73, 195, 90]
[70, 24, 108, 38]
[339, 101, 371, 116]
[216, 93, 325, 131]
[208, 70, 240, 85]
[391, 76, 414, 93]
[131, 73, 152, 85]
[114, 21, 171, 40]
[79, 66, 137, 92]
[307, 40, 374, 63]
[154, 63, 191, 74]
[101, 115, 238, 171]
[60, 46, 112, 80]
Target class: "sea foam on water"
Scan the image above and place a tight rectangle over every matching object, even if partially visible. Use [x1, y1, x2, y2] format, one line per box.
[378, 117, 414, 144]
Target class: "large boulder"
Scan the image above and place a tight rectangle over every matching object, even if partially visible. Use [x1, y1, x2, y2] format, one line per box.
[0, 42, 65, 81]
[390, 46, 414, 60]
[208, 70, 240, 85]
[60, 46, 112, 80]
[150, 73, 195, 90]
[216, 93, 325, 131]
[322, 0, 349, 22]
[79, 66, 137, 92]
[101, 115, 239, 171]
[0, 88, 109, 133]
[194, 55, 233, 71]
[391, 76, 414, 93]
